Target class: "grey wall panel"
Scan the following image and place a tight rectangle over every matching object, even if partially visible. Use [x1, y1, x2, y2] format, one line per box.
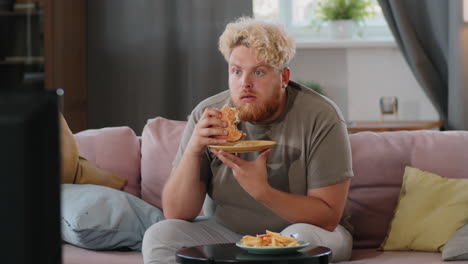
[87, 0, 252, 133]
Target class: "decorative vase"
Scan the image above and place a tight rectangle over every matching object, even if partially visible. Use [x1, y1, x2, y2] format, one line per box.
[328, 20, 356, 39]
[380, 96, 399, 121]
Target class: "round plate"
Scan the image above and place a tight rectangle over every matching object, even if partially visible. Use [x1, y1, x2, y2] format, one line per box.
[209, 140, 276, 153]
[235, 241, 310, 254]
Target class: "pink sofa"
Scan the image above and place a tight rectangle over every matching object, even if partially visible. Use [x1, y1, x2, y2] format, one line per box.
[63, 117, 468, 264]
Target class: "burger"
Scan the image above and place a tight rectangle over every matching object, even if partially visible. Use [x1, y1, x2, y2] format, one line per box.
[214, 105, 246, 142]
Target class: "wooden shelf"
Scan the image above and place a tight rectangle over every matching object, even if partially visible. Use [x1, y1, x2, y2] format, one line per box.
[0, 56, 44, 64]
[1, 0, 87, 132]
[0, 10, 42, 16]
[347, 120, 443, 133]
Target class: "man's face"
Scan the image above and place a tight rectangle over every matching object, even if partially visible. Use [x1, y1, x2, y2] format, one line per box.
[228, 46, 288, 123]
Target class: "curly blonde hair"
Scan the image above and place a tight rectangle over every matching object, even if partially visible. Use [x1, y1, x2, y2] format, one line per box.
[218, 17, 296, 69]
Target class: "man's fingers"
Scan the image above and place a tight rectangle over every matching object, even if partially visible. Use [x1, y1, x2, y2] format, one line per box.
[202, 107, 222, 119]
[257, 148, 272, 162]
[220, 150, 244, 164]
[212, 150, 240, 169]
[206, 138, 227, 145]
[210, 148, 270, 171]
[198, 117, 227, 130]
[199, 127, 227, 137]
[198, 108, 226, 129]
[209, 148, 218, 155]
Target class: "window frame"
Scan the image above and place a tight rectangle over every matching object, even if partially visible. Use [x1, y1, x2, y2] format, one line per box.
[254, 0, 394, 42]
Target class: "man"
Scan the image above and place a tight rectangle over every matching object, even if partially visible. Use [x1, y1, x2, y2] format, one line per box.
[142, 17, 353, 264]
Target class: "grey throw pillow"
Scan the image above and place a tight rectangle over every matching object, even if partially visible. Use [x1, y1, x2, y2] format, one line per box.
[61, 184, 165, 251]
[442, 224, 468, 261]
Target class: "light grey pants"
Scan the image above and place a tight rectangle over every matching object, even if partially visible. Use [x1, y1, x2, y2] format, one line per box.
[142, 218, 352, 264]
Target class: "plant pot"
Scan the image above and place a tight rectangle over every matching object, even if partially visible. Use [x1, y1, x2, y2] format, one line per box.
[328, 20, 355, 39]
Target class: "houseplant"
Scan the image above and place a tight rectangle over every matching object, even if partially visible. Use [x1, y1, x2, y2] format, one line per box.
[297, 80, 326, 96]
[314, 0, 374, 38]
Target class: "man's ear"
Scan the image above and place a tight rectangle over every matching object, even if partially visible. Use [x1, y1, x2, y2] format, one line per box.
[281, 67, 291, 88]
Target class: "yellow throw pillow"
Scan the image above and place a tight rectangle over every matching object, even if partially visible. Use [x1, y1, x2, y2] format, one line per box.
[59, 113, 79, 183]
[380, 166, 468, 252]
[75, 157, 126, 190]
[59, 113, 126, 190]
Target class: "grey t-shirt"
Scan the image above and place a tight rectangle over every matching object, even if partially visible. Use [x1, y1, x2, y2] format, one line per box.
[173, 81, 353, 235]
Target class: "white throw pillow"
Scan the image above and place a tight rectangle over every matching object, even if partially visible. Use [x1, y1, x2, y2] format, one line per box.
[442, 224, 468, 261]
[61, 184, 164, 251]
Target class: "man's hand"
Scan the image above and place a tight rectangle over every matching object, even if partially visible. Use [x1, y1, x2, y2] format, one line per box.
[186, 108, 228, 156]
[210, 148, 272, 199]
[210, 148, 350, 231]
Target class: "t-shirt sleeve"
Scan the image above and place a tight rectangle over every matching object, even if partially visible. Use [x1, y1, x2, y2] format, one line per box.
[172, 114, 195, 168]
[307, 120, 353, 189]
[172, 110, 213, 184]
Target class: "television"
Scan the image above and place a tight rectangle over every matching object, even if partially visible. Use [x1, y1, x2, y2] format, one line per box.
[0, 90, 61, 264]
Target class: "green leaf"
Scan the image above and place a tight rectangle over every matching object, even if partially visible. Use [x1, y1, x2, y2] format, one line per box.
[297, 80, 326, 96]
[314, 0, 375, 22]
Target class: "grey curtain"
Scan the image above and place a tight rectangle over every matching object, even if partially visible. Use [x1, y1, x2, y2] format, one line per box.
[378, 0, 468, 130]
[377, 0, 449, 127]
[87, 0, 252, 132]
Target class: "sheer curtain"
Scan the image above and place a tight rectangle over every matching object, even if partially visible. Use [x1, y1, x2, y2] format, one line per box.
[87, 0, 252, 131]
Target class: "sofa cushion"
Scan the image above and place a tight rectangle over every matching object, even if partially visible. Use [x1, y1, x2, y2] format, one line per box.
[442, 224, 468, 261]
[380, 166, 468, 251]
[348, 131, 468, 248]
[343, 248, 447, 264]
[61, 184, 164, 251]
[141, 117, 187, 208]
[74, 126, 141, 197]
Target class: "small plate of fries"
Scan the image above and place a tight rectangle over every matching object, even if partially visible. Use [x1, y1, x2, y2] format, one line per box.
[236, 230, 310, 254]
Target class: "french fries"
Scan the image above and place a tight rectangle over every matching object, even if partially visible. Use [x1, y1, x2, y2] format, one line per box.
[239, 230, 300, 247]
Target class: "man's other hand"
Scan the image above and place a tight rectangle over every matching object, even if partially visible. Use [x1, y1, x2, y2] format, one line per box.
[210, 148, 272, 199]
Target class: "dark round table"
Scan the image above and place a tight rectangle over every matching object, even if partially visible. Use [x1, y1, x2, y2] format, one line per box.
[176, 243, 331, 264]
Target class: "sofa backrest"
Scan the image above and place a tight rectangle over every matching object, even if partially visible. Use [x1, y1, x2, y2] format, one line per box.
[74, 118, 468, 249]
[140, 117, 187, 209]
[73, 118, 188, 209]
[348, 130, 468, 248]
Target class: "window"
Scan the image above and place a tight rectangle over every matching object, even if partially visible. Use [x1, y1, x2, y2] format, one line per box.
[253, 0, 392, 41]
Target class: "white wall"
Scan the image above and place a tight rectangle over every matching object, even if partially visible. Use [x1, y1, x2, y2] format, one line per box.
[289, 45, 440, 122]
[289, 48, 349, 119]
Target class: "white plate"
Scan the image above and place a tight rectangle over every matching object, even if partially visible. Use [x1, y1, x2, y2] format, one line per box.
[209, 140, 276, 153]
[235, 240, 310, 254]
